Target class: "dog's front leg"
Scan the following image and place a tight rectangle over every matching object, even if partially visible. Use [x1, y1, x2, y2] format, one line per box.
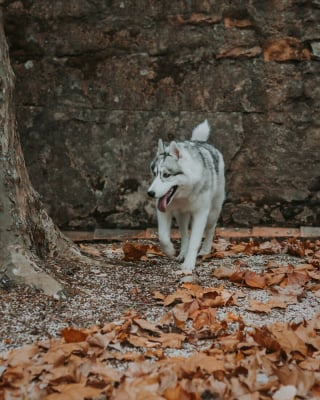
[181, 210, 209, 273]
[157, 210, 175, 258]
[175, 212, 190, 262]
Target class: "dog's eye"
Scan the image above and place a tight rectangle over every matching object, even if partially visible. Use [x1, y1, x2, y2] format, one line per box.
[163, 172, 171, 178]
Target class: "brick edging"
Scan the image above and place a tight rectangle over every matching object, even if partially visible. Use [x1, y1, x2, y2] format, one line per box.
[63, 227, 320, 242]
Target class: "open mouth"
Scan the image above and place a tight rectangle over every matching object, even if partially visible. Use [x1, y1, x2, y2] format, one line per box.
[157, 186, 178, 212]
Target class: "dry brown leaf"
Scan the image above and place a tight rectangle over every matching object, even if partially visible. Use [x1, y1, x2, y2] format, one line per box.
[287, 239, 305, 257]
[163, 289, 193, 306]
[45, 363, 78, 385]
[265, 272, 286, 286]
[307, 270, 320, 281]
[156, 332, 186, 348]
[133, 318, 162, 335]
[257, 239, 283, 254]
[299, 357, 320, 371]
[244, 271, 266, 289]
[122, 241, 150, 261]
[190, 307, 217, 330]
[276, 363, 316, 397]
[201, 288, 233, 307]
[164, 384, 191, 400]
[252, 327, 281, 352]
[268, 323, 308, 357]
[146, 244, 163, 256]
[182, 352, 225, 374]
[61, 327, 88, 343]
[212, 265, 235, 279]
[126, 334, 160, 348]
[171, 302, 194, 327]
[79, 244, 101, 257]
[286, 270, 310, 287]
[152, 290, 166, 301]
[87, 331, 116, 348]
[248, 299, 287, 313]
[46, 383, 103, 400]
[6, 343, 39, 368]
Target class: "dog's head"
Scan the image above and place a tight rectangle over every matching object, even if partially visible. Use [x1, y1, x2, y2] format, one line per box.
[148, 139, 186, 212]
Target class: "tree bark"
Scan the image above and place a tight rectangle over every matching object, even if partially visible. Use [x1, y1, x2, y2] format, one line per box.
[0, 10, 80, 297]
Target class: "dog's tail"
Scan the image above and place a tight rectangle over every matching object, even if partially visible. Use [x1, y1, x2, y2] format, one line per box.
[191, 119, 210, 142]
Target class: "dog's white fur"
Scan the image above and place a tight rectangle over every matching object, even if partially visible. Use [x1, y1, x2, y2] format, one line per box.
[148, 120, 225, 273]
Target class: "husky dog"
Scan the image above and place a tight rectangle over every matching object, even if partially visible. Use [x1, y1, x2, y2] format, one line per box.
[148, 120, 225, 273]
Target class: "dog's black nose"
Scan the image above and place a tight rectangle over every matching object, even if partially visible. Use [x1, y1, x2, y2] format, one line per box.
[148, 190, 155, 198]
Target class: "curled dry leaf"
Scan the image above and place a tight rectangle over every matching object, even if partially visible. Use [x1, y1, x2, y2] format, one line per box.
[122, 242, 163, 261]
[61, 327, 88, 343]
[122, 241, 150, 261]
[248, 299, 288, 313]
[79, 244, 101, 257]
[244, 271, 266, 289]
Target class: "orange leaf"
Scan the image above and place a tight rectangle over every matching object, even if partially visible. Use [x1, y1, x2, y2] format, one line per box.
[61, 327, 88, 343]
[190, 308, 217, 330]
[164, 385, 191, 400]
[248, 299, 288, 313]
[213, 265, 235, 279]
[244, 271, 266, 289]
[163, 289, 193, 306]
[122, 241, 149, 261]
[45, 383, 103, 400]
[133, 318, 162, 335]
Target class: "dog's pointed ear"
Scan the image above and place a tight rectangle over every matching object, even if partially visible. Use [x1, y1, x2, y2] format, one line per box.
[169, 141, 181, 159]
[157, 139, 165, 154]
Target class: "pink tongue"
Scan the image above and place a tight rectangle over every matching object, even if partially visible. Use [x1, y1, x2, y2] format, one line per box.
[157, 191, 171, 212]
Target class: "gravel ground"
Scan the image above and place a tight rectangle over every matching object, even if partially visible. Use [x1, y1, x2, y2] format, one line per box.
[1, 238, 319, 355]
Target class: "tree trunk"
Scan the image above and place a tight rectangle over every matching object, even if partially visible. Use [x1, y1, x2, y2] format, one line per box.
[0, 10, 80, 298]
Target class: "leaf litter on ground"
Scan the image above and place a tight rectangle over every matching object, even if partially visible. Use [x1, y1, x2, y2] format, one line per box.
[1, 237, 320, 399]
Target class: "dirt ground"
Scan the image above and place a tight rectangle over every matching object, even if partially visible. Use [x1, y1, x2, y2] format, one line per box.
[1, 237, 319, 354]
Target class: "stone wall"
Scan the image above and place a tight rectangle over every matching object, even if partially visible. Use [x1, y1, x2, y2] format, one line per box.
[4, 0, 320, 229]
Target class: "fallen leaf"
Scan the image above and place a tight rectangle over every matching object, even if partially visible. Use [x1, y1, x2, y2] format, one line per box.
[45, 383, 103, 400]
[61, 327, 88, 343]
[133, 318, 162, 335]
[6, 343, 39, 368]
[269, 323, 308, 357]
[79, 244, 101, 257]
[122, 242, 150, 261]
[182, 352, 225, 374]
[213, 265, 236, 279]
[244, 271, 266, 289]
[248, 299, 287, 313]
[163, 289, 193, 306]
[164, 384, 191, 400]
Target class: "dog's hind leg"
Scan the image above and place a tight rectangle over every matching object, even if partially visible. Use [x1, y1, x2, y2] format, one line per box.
[199, 225, 216, 256]
[181, 209, 209, 272]
[199, 205, 222, 255]
[175, 212, 190, 262]
[157, 210, 175, 258]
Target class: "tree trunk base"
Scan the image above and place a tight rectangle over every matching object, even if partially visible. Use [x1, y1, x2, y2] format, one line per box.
[2, 245, 65, 298]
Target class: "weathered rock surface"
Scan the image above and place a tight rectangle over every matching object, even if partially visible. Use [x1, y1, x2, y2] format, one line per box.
[4, 0, 320, 228]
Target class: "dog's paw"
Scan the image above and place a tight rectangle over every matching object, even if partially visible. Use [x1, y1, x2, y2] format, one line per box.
[161, 242, 175, 258]
[176, 269, 193, 276]
[198, 245, 212, 256]
[180, 261, 195, 274]
[175, 252, 185, 262]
